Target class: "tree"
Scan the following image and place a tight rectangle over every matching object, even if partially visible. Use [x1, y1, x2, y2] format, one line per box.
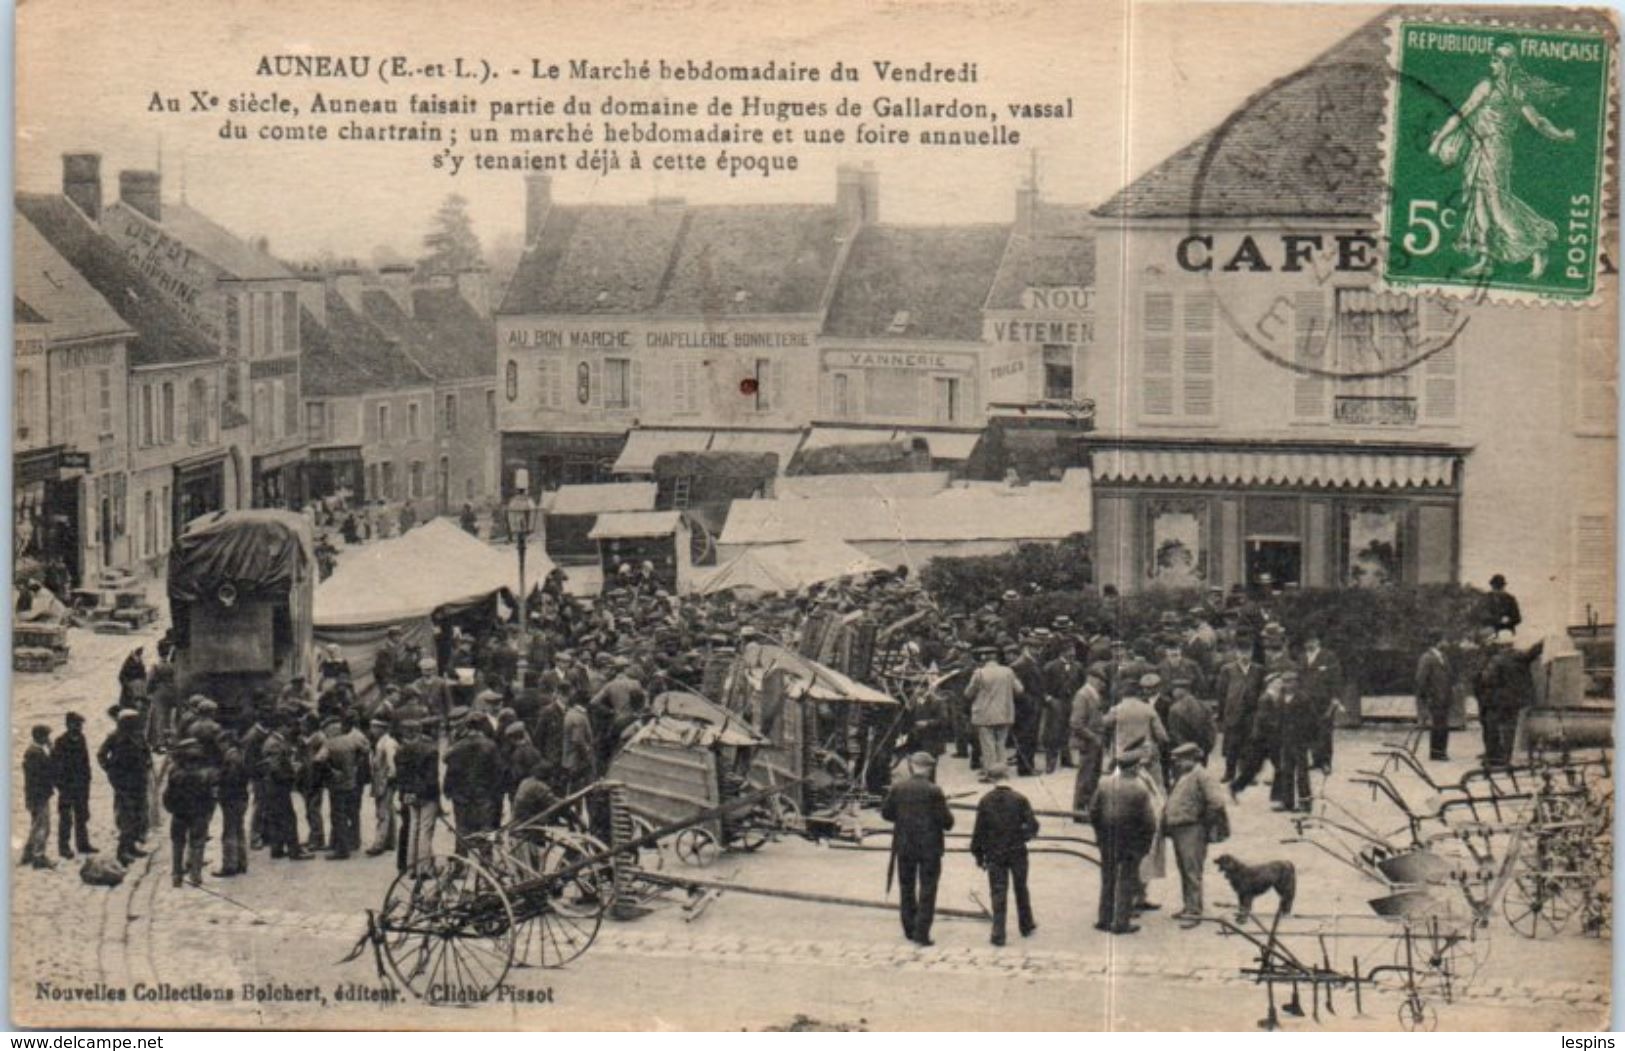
[418, 194, 484, 277]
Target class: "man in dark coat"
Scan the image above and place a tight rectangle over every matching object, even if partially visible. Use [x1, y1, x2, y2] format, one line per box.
[1299, 633, 1344, 772]
[1009, 639, 1045, 776]
[1070, 670, 1108, 822]
[1415, 635, 1455, 761]
[1215, 643, 1263, 783]
[880, 752, 955, 946]
[394, 720, 441, 871]
[1089, 753, 1158, 934]
[1041, 643, 1083, 773]
[443, 716, 502, 848]
[1164, 682, 1217, 766]
[22, 725, 55, 869]
[970, 764, 1039, 946]
[1481, 575, 1522, 635]
[52, 711, 94, 858]
[1271, 670, 1317, 812]
[98, 709, 151, 866]
[162, 739, 216, 888]
[259, 717, 310, 861]
[1476, 636, 1544, 766]
[215, 730, 250, 876]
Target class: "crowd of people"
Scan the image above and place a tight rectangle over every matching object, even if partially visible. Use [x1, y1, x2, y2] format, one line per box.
[17, 555, 1543, 955]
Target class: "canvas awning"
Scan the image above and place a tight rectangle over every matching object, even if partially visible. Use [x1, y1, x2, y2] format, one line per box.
[1091, 447, 1460, 489]
[919, 431, 982, 460]
[801, 426, 903, 449]
[695, 539, 886, 595]
[589, 509, 684, 540]
[707, 429, 805, 469]
[542, 482, 657, 516]
[612, 429, 714, 474]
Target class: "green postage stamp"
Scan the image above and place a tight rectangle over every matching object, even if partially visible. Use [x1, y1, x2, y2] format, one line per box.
[1382, 19, 1614, 302]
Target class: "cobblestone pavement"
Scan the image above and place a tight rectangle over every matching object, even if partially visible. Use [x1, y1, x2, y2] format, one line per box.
[8, 613, 1612, 1029]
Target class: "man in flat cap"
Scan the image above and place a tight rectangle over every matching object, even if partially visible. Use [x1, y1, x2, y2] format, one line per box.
[98, 708, 152, 867]
[970, 764, 1039, 946]
[21, 725, 55, 869]
[1163, 742, 1228, 920]
[52, 711, 94, 859]
[880, 752, 954, 947]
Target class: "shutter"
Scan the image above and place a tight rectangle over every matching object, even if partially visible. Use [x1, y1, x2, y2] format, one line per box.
[1293, 290, 1329, 420]
[1574, 513, 1614, 623]
[589, 358, 603, 409]
[538, 358, 552, 408]
[285, 380, 300, 436]
[1421, 298, 1460, 423]
[674, 361, 692, 414]
[630, 359, 643, 411]
[1142, 291, 1176, 416]
[1183, 292, 1216, 417]
[283, 292, 299, 353]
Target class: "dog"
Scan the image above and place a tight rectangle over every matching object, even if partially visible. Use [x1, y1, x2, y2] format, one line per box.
[1213, 854, 1296, 923]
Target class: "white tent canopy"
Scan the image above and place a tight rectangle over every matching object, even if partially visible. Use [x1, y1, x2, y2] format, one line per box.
[694, 539, 886, 595]
[314, 518, 551, 628]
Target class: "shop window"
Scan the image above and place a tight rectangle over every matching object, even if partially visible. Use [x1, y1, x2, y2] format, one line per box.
[1146, 499, 1208, 588]
[1341, 504, 1404, 587]
[1043, 345, 1074, 400]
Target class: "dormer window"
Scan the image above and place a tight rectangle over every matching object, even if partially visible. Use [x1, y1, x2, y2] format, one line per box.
[888, 310, 911, 335]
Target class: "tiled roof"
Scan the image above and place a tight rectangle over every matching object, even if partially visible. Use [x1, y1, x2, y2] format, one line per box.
[301, 290, 432, 397]
[16, 193, 216, 366]
[986, 204, 1096, 309]
[498, 202, 847, 319]
[110, 200, 294, 281]
[408, 287, 497, 381]
[14, 213, 132, 344]
[823, 224, 1010, 340]
[1095, 6, 1618, 220]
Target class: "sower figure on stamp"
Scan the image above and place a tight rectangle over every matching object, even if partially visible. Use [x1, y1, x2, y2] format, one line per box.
[52, 711, 95, 859]
[881, 752, 954, 947]
[970, 764, 1039, 946]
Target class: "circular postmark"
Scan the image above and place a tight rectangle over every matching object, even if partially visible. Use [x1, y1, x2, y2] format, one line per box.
[1185, 52, 1494, 383]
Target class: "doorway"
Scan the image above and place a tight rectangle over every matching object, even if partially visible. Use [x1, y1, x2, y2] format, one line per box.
[1246, 538, 1301, 590]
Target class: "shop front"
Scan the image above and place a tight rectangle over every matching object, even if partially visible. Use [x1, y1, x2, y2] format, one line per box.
[304, 446, 364, 503]
[14, 445, 89, 589]
[174, 451, 228, 535]
[1090, 440, 1466, 593]
[252, 445, 309, 509]
[501, 431, 626, 495]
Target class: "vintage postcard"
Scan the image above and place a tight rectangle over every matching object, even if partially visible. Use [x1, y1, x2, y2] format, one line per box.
[10, 0, 1617, 1032]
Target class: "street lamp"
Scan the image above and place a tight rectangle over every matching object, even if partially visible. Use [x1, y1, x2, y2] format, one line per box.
[505, 470, 539, 653]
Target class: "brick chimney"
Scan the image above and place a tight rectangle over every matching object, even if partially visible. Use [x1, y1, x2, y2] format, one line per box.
[524, 174, 551, 245]
[119, 170, 162, 222]
[455, 265, 490, 317]
[378, 263, 415, 316]
[297, 265, 326, 327]
[62, 152, 102, 220]
[836, 164, 879, 227]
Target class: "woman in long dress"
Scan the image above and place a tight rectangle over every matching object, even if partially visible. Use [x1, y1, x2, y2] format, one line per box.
[1429, 43, 1576, 279]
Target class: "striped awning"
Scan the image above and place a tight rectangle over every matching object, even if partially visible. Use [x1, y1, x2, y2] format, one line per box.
[1092, 447, 1459, 490]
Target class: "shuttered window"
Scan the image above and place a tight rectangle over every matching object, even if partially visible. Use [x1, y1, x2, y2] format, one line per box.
[282, 292, 300, 353]
[537, 356, 563, 409]
[672, 360, 702, 415]
[1141, 291, 1176, 416]
[1420, 297, 1460, 424]
[1184, 292, 1216, 417]
[1293, 291, 1329, 420]
[1573, 513, 1614, 624]
[1577, 319, 1617, 436]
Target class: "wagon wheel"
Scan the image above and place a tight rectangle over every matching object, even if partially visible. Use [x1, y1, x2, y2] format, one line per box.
[674, 826, 721, 867]
[378, 854, 516, 1005]
[1502, 871, 1576, 938]
[500, 833, 608, 969]
[1398, 994, 1437, 1032]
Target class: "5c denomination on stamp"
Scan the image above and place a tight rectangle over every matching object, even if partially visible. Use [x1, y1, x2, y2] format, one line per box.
[1382, 19, 1614, 302]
